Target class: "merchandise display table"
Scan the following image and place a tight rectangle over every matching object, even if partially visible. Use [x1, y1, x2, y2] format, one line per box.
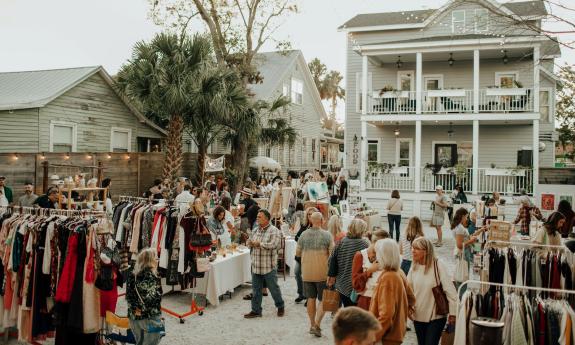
[342, 213, 381, 232]
[192, 250, 251, 306]
[284, 237, 297, 276]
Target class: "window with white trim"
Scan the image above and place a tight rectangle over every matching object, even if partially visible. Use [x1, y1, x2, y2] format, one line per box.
[452, 10, 466, 33]
[367, 140, 379, 164]
[291, 78, 303, 105]
[355, 72, 373, 112]
[311, 138, 317, 162]
[111, 128, 132, 152]
[474, 9, 489, 33]
[540, 89, 551, 123]
[50, 122, 77, 152]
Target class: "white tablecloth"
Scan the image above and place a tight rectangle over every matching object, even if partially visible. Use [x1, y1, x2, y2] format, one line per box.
[284, 238, 297, 276]
[192, 250, 251, 306]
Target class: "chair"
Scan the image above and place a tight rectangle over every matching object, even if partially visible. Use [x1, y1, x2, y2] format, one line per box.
[276, 236, 287, 281]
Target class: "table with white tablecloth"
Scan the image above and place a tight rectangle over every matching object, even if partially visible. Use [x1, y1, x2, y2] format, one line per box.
[284, 238, 297, 276]
[191, 250, 251, 306]
[342, 213, 382, 232]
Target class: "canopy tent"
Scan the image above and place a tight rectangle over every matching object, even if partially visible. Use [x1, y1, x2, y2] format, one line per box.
[248, 156, 281, 173]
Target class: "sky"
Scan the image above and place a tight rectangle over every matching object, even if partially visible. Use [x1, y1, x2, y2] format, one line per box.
[0, 0, 573, 122]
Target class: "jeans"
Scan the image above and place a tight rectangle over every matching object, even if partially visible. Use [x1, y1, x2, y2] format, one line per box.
[295, 262, 304, 298]
[251, 269, 285, 315]
[129, 317, 164, 345]
[414, 318, 447, 345]
[401, 259, 412, 276]
[339, 292, 356, 307]
[388, 214, 401, 241]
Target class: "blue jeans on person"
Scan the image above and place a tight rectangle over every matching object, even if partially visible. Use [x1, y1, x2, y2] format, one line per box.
[251, 269, 285, 315]
[295, 262, 304, 299]
[400, 259, 412, 276]
[129, 316, 164, 345]
[414, 318, 447, 345]
[388, 214, 401, 241]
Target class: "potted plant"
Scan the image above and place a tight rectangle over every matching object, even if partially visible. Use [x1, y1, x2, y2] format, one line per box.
[379, 85, 395, 95]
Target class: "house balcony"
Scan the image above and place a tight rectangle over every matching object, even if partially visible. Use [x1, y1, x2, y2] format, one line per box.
[367, 167, 534, 195]
[368, 88, 534, 115]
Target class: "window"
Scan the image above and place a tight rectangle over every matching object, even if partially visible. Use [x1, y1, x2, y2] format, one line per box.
[458, 142, 473, 167]
[452, 10, 466, 33]
[474, 9, 489, 33]
[266, 146, 271, 157]
[367, 140, 379, 163]
[540, 89, 551, 122]
[395, 139, 412, 167]
[291, 78, 303, 105]
[50, 121, 76, 152]
[111, 127, 132, 152]
[282, 82, 290, 98]
[302, 138, 307, 165]
[496, 72, 518, 88]
[355, 72, 373, 112]
[397, 71, 415, 91]
[311, 138, 317, 162]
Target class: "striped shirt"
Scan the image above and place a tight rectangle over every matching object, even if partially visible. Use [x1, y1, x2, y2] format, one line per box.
[328, 237, 369, 297]
[249, 223, 282, 275]
[400, 233, 414, 261]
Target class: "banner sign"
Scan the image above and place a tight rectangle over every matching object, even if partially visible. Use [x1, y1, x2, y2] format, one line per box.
[205, 156, 225, 172]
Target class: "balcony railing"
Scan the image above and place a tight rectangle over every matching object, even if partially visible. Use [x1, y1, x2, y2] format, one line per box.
[367, 167, 533, 195]
[367, 88, 534, 115]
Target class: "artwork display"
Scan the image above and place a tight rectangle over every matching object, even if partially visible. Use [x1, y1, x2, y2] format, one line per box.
[541, 194, 555, 211]
[307, 182, 329, 202]
[269, 186, 292, 219]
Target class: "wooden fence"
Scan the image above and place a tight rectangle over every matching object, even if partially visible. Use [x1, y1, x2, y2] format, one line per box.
[0, 152, 226, 200]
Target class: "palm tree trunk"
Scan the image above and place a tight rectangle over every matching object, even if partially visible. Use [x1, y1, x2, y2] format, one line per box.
[231, 137, 249, 193]
[197, 142, 208, 185]
[162, 116, 184, 185]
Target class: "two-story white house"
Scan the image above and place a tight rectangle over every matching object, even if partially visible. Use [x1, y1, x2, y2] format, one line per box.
[340, 0, 561, 219]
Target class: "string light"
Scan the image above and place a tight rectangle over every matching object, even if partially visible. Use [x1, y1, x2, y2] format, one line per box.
[40, 152, 46, 160]
[65, 153, 70, 160]
[87, 153, 93, 160]
[13, 153, 18, 160]
[107, 153, 112, 159]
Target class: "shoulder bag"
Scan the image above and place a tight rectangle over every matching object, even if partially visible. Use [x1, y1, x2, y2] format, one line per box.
[432, 259, 450, 316]
[189, 216, 213, 249]
[134, 275, 166, 335]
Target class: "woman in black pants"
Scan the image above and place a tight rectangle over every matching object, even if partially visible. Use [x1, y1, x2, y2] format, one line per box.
[386, 190, 403, 241]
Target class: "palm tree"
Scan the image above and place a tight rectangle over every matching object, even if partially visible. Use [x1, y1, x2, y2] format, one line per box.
[185, 66, 249, 182]
[308, 58, 328, 99]
[115, 32, 212, 184]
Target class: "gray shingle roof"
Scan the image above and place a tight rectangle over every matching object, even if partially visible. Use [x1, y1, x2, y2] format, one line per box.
[340, 1, 547, 29]
[249, 50, 300, 101]
[0, 66, 100, 110]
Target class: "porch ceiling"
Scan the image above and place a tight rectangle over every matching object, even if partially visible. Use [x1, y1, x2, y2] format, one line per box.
[366, 119, 535, 126]
[371, 47, 532, 64]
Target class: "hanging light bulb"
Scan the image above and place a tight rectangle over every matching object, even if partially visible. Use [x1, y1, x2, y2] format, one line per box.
[13, 153, 19, 160]
[107, 153, 112, 159]
[448, 53, 455, 67]
[396, 55, 403, 69]
[87, 153, 93, 160]
[447, 122, 455, 138]
[65, 153, 70, 160]
[394, 122, 400, 136]
[40, 152, 46, 160]
[502, 50, 509, 64]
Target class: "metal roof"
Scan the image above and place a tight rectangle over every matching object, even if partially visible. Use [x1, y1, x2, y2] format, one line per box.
[0, 66, 100, 110]
[340, 1, 547, 29]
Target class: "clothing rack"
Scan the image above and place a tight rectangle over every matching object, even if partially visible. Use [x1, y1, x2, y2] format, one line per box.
[0, 205, 106, 217]
[485, 239, 566, 251]
[118, 195, 171, 205]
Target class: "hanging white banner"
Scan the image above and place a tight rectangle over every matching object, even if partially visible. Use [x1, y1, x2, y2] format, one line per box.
[205, 155, 225, 172]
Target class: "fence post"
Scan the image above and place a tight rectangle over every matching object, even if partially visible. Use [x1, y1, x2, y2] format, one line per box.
[42, 160, 49, 193]
[97, 161, 104, 186]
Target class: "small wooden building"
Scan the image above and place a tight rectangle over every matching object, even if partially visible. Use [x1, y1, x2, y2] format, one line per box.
[0, 66, 165, 153]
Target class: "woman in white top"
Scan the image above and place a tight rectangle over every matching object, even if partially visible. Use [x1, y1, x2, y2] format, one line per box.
[386, 190, 403, 242]
[351, 230, 389, 310]
[533, 211, 565, 252]
[407, 237, 458, 345]
[399, 216, 424, 275]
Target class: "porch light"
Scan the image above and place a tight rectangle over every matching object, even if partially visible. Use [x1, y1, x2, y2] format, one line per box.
[502, 50, 509, 64]
[447, 122, 454, 139]
[396, 56, 403, 69]
[448, 53, 455, 67]
[394, 123, 400, 136]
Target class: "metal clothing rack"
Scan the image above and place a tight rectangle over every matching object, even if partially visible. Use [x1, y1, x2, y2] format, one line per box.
[485, 239, 566, 251]
[0, 205, 106, 217]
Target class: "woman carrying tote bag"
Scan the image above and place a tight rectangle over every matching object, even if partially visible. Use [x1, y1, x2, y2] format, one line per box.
[407, 237, 458, 345]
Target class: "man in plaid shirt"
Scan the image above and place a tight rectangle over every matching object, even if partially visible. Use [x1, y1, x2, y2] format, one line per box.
[244, 209, 285, 318]
[514, 196, 543, 235]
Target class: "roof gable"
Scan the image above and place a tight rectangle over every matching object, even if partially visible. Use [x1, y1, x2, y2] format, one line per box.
[0, 66, 166, 135]
[339, 0, 547, 31]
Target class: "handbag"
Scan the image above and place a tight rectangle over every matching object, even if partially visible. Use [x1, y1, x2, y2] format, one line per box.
[189, 217, 213, 249]
[322, 287, 340, 312]
[454, 252, 469, 283]
[196, 257, 211, 273]
[469, 318, 504, 345]
[349, 289, 358, 303]
[432, 259, 450, 316]
[95, 265, 115, 291]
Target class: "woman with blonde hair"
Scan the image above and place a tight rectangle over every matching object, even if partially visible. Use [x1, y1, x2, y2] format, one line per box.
[328, 219, 369, 307]
[369, 239, 415, 345]
[126, 248, 164, 345]
[399, 216, 424, 275]
[407, 238, 457, 345]
[328, 215, 346, 245]
[351, 230, 389, 310]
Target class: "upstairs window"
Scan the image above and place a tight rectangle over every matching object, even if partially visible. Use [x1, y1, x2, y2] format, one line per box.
[452, 10, 466, 33]
[282, 81, 290, 98]
[474, 9, 489, 33]
[50, 122, 77, 152]
[111, 127, 131, 152]
[291, 78, 303, 105]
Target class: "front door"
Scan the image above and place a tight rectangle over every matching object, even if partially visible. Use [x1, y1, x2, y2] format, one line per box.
[435, 144, 458, 167]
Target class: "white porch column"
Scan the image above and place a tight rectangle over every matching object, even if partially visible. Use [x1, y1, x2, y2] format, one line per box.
[414, 120, 422, 217]
[533, 119, 539, 197]
[362, 55, 368, 115]
[472, 120, 479, 195]
[473, 50, 480, 113]
[533, 45, 540, 111]
[416, 52, 422, 114]
[360, 120, 368, 191]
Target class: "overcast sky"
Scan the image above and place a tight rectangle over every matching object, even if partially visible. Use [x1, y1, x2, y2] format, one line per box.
[1, 0, 573, 121]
